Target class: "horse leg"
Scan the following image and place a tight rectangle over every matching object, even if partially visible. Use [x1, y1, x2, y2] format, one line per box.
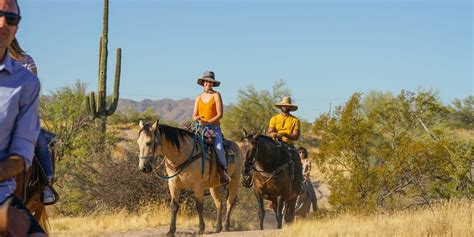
[194, 188, 206, 235]
[308, 182, 318, 212]
[276, 196, 284, 229]
[284, 197, 297, 224]
[254, 190, 265, 230]
[167, 187, 180, 236]
[209, 187, 223, 233]
[224, 173, 239, 231]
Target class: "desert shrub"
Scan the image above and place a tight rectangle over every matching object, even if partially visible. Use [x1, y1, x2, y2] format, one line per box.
[313, 91, 473, 213]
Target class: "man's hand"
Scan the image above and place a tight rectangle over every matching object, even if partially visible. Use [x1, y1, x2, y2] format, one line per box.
[0, 156, 25, 182]
[272, 132, 287, 139]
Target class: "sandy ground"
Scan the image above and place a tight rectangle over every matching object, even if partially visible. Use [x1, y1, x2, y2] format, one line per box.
[103, 181, 330, 237]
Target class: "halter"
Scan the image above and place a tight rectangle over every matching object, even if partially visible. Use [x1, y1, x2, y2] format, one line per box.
[138, 123, 206, 180]
[245, 137, 291, 181]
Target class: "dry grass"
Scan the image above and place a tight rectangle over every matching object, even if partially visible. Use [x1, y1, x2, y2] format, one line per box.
[277, 199, 473, 237]
[455, 129, 474, 142]
[49, 203, 200, 237]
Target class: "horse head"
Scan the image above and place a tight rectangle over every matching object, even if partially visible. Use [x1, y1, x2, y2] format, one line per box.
[137, 120, 163, 173]
[241, 128, 259, 175]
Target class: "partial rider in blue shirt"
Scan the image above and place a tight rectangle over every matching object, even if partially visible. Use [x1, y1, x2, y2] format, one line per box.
[0, 0, 46, 236]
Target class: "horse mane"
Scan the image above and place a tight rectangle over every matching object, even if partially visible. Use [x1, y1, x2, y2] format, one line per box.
[255, 134, 276, 145]
[157, 124, 194, 150]
[253, 134, 292, 166]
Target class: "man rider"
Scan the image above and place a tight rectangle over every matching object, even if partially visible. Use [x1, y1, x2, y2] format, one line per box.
[268, 96, 304, 194]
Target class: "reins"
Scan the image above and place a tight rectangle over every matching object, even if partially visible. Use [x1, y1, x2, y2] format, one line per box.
[249, 138, 292, 182]
[139, 123, 208, 180]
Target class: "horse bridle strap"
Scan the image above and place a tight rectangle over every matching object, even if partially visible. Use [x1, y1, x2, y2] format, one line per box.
[251, 139, 291, 175]
[253, 160, 292, 178]
[155, 138, 203, 180]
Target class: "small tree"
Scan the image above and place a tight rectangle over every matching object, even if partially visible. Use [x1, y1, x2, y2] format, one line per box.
[221, 80, 290, 139]
[448, 96, 474, 130]
[313, 90, 472, 213]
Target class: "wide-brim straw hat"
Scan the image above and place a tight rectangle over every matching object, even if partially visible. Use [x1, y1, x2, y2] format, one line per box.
[197, 71, 220, 87]
[275, 96, 298, 111]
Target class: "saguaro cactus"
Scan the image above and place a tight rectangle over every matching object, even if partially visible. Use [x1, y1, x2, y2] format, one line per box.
[85, 0, 122, 139]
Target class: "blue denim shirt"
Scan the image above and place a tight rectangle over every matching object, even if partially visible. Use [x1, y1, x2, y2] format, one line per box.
[0, 52, 40, 202]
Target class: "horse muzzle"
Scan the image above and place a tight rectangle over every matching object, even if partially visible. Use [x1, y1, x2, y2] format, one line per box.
[138, 156, 153, 173]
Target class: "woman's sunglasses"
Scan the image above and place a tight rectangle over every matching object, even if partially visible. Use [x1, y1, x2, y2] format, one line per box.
[0, 11, 21, 26]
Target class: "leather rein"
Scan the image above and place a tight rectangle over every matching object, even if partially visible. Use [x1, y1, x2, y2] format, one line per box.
[138, 126, 204, 180]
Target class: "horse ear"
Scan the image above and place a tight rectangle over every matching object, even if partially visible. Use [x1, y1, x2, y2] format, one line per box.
[242, 128, 248, 138]
[253, 134, 259, 140]
[139, 120, 144, 129]
[152, 120, 159, 132]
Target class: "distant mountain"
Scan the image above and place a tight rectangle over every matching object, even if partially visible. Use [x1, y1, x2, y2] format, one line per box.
[118, 98, 195, 123]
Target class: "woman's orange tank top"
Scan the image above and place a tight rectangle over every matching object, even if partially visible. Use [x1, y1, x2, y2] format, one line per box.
[198, 96, 218, 122]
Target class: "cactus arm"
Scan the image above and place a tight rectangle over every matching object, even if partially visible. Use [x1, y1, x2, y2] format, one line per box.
[106, 48, 121, 116]
[86, 92, 98, 120]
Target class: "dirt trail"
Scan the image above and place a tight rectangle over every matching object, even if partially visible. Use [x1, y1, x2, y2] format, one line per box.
[105, 209, 281, 237]
[105, 180, 330, 237]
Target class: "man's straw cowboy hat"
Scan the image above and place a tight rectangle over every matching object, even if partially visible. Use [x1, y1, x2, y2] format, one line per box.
[275, 96, 298, 112]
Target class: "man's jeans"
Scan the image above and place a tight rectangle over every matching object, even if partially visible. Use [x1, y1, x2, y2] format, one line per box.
[35, 130, 53, 177]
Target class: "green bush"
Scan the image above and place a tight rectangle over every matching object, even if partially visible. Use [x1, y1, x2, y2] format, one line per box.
[313, 91, 473, 213]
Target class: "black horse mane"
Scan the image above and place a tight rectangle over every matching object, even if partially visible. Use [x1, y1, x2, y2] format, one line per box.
[252, 134, 291, 166]
[158, 124, 194, 150]
[140, 123, 194, 150]
[255, 134, 277, 145]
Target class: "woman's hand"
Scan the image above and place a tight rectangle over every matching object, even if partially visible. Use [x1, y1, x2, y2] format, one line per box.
[200, 119, 209, 126]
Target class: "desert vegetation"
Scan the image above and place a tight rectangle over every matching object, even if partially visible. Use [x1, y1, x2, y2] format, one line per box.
[40, 80, 472, 236]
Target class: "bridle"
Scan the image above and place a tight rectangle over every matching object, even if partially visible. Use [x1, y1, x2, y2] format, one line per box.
[138, 124, 203, 180]
[244, 136, 289, 178]
[138, 126, 162, 167]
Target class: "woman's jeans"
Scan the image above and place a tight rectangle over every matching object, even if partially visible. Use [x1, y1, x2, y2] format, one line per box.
[204, 125, 227, 170]
[35, 130, 53, 177]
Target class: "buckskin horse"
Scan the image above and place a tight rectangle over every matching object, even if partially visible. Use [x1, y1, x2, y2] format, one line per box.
[241, 130, 298, 229]
[137, 120, 243, 236]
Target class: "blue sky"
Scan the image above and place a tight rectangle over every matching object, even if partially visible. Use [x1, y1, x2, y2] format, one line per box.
[18, 0, 472, 121]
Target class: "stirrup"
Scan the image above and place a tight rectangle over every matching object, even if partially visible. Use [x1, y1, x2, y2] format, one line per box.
[43, 187, 56, 204]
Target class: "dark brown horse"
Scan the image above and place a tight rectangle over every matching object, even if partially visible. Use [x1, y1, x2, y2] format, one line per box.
[241, 130, 298, 229]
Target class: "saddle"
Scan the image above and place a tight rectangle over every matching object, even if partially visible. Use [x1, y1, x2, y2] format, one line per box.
[181, 122, 236, 167]
[15, 130, 60, 206]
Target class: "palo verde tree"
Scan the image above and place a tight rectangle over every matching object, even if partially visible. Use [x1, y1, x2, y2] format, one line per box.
[221, 80, 290, 139]
[313, 90, 473, 213]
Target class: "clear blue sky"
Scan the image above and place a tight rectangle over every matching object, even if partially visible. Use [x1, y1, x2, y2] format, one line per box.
[19, 0, 472, 121]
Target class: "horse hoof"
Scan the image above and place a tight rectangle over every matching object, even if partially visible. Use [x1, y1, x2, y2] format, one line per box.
[198, 230, 205, 235]
[224, 225, 230, 232]
[166, 231, 175, 237]
[215, 226, 222, 233]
